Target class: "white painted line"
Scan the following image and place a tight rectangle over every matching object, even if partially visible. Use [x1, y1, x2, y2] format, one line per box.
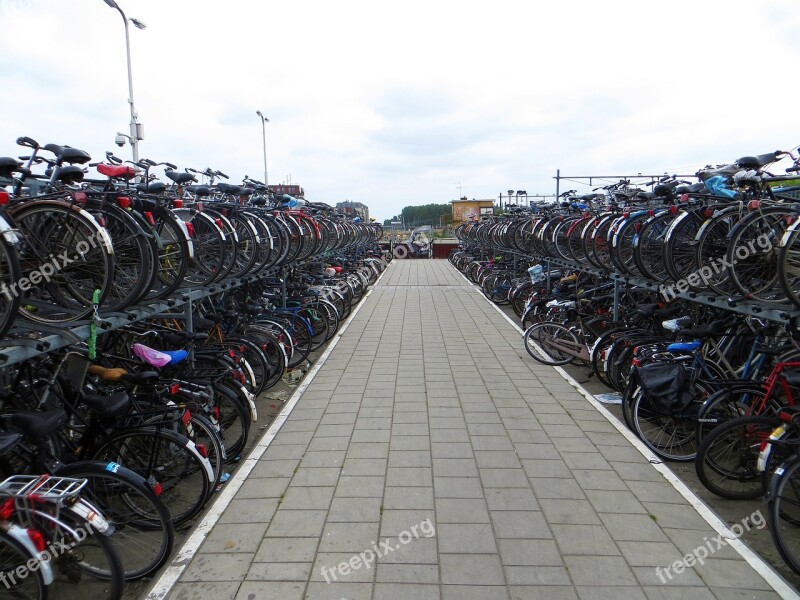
[456, 263, 800, 600]
[144, 262, 393, 600]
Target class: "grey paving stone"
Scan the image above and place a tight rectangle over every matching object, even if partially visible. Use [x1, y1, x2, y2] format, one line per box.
[307, 436, 351, 451]
[347, 442, 390, 459]
[437, 522, 497, 553]
[250, 458, 301, 478]
[467, 423, 509, 436]
[598, 513, 669, 543]
[436, 497, 490, 523]
[514, 443, 561, 460]
[281, 486, 335, 509]
[521, 459, 572, 479]
[440, 553, 506, 584]
[290, 467, 341, 487]
[377, 537, 439, 564]
[475, 451, 524, 469]
[626, 481, 689, 504]
[692, 558, 772, 590]
[640, 502, 716, 531]
[386, 466, 433, 487]
[168, 582, 239, 600]
[303, 582, 373, 599]
[319, 522, 381, 552]
[504, 565, 572, 585]
[640, 587, 716, 600]
[373, 583, 441, 600]
[298, 451, 345, 469]
[245, 561, 312, 581]
[539, 499, 602, 525]
[443, 586, 512, 600]
[431, 442, 474, 458]
[433, 476, 484, 498]
[498, 539, 563, 566]
[199, 522, 269, 554]
[429, 428, 471, 443]
[585, 489, 647, 515]
[563, 555, 638, 586]
[234, 581, 305, 600]
[217, 497, 279, 524]
[351, 429, 392, 443]
[470, 436, 515, 451]
[630, 565, 705, 587]
[616, 541, 685, 567]
[571, 469, 629, 491]
[265, 509, 328, 537]
[479, 468, 531, 488]
[260, 444, 308, 460]
[661, 528, 743, 561]
[491, 510, 551, 539]
[383, 486, 434, 509]
[433, 458, 480, 477]
[327, 496, 383, 522]
[550, 523, 619, 556]
[375, 563, 440, 584]
[484, 488, 539, 511]
[341, 458, 388, 476]
[509, 586, 578, 600]
[575, 586, 648, 600]
[388, 450, 432, 467]
[237, 477, 291, 499]
[560, 452, 612, 471]
[253, 536, 319, 563]
[181, 552, 252, 582]
[380, 509, 435, 536]
[392, 412, 429, 424]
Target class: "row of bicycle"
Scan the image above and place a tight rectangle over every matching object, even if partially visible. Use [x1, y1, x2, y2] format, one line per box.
[0, 251, 387, 598]
[0, 135, 383, 338]
[456, 146, 800, 309]
[450, 238, 800, 579]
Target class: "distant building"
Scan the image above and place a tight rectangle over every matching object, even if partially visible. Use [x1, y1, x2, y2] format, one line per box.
[336, 201, 369, 221]
[268, 184, 304, 197]
[451, 198, 495, 222]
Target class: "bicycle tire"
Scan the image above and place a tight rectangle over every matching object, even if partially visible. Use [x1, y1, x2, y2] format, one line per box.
[55, 460, 175, 581]
[0, 527, 47, 599]
[523, 322, 579, 366]
[695, 415, 781, 500]
[768, 453, 800, 576]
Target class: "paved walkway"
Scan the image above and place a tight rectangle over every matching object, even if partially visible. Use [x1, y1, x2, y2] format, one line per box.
[150, 260, 794, 600]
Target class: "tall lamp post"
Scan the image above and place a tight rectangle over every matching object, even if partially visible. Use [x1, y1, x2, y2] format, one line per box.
[256, 111, 269, 186]
[103, 0, 146, 163]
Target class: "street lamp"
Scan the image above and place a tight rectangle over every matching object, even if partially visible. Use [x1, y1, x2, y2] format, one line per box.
[256, 111, 269, 186]
[103, 0, 145, 163]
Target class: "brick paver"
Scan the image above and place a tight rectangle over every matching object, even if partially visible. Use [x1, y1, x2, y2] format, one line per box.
[152, 260, 794, 600]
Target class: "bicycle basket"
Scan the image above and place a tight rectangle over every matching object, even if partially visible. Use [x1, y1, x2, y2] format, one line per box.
[636, 362, 694, 414]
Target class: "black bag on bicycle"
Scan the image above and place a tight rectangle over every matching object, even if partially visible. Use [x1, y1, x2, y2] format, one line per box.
[636, 362, 694, 414]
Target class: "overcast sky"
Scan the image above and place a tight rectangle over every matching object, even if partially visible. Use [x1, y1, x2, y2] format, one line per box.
[1, 0, 798, 221]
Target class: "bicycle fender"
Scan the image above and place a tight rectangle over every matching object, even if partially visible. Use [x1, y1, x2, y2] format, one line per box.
[3, 522, 54, 585]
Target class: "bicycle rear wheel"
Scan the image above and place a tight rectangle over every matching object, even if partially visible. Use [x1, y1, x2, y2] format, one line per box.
[768, 454, 800, 576]
[0, 528, 47, 599]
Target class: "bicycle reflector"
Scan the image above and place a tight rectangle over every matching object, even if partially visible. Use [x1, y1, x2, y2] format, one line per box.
[669, 206, 679, 214]
[647, 209, 655, 217]
[215, 218, 224, 229]
[143, 211, 156, 226]
[72, 191, 87, 204]
[0, 498, 14, 519]
[748, 199, 761, 210]
[185, 223, 195, 238]
[195, 444, 208, 458]
[170, 383, 181, 395]
[117, 196, 131, 209]
[181, 410, 191, 427]
[27, 529, 46, 553]
[0, 191, 8, 205]
[173, 199, 183, 208]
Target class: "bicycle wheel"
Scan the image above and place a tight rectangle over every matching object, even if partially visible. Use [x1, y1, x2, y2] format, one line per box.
[55, 461, 175, 581]
[523, 322, 579, 366]
[768, 454, 800, 576]
[9, 200, 114, 323]
[632, 383, 713, 461]
[696, 415, 780, 500]
[0, 528, 47, 599]
[0, 236, 21, 339]
[92, 428, 211, 526]
[46, 508, 124, 600]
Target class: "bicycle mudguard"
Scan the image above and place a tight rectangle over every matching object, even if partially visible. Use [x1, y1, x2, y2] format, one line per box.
[2, 522, 54, 585]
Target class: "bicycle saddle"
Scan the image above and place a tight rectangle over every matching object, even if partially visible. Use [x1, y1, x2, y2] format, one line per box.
[7, 410, 66, 439]
[0, 157, 21, 177]
[43, 144, 91, 164]
[81, 391, 131, 419]
[97, 163, 137, 180]
[165, 170, 196, 184]
[186, 185, 212, 197]
[666, 341, 702, 352]
[132, 343, 188, 367]
[137, 180, 167, 194]
[736, 151, 782, 169]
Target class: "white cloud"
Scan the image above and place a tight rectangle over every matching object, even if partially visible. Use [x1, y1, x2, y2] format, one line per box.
[0, 0, 797, 220]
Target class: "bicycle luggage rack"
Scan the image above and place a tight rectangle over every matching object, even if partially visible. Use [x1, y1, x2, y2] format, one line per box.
[0, 475, 88, 513]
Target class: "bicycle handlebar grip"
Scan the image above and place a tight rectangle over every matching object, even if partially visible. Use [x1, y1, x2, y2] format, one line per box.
[787, 166, 800, 173]
[16, 136, 39, 149]
[165, 162, 177, 170]
[216, 170, 229, 179]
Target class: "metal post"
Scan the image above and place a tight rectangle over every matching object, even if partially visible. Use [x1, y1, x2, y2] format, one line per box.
[613, 278, 620, 322]
[256, 110, 269, 185]
[104, 0, 145, 164]
[555, 169, 560, 201]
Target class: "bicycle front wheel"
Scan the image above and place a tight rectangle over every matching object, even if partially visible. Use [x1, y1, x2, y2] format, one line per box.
[768, 454, 800, 576]
[523, 322, 579, 366]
